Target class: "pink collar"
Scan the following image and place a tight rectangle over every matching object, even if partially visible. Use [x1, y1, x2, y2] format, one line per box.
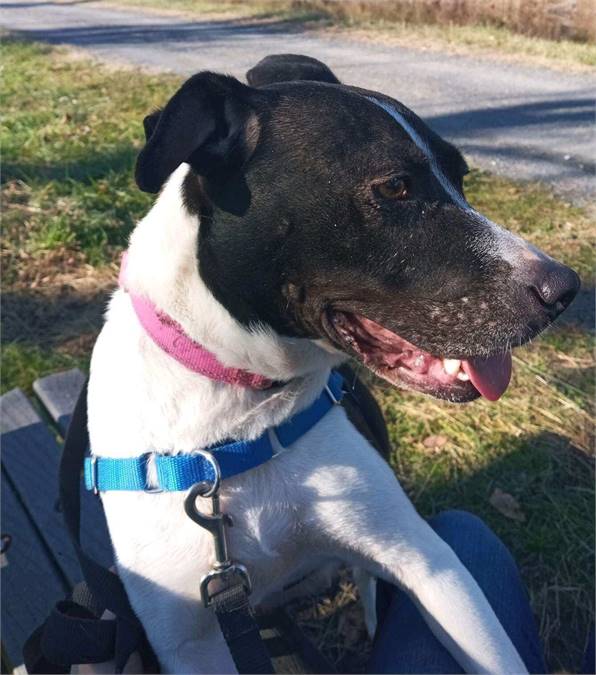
[119, 254, 273, 389]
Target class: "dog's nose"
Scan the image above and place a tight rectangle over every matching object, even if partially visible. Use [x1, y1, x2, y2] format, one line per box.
[530, 259, 580, 318]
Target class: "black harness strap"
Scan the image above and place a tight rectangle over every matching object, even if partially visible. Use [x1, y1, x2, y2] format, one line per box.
[24, 381, 158, 674]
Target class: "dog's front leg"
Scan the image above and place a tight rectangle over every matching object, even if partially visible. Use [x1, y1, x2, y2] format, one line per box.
[306, 450, 527, 674]
[118, 562, 239, 675]
[102, 493, 239, 675]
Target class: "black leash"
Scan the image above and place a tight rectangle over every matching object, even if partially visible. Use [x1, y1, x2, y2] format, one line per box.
[213, 585, 274, 674]
[185, 479, 274, 674]
[24, 381, 273, 674]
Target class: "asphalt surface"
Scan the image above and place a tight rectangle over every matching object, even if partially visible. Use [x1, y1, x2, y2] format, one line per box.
[2, 0, 595, 202]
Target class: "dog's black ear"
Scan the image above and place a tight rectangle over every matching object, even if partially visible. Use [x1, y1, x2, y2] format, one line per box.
[246, 54, 340, 87]
[142, 109, 162, 141]
[135, 72, 260, 194]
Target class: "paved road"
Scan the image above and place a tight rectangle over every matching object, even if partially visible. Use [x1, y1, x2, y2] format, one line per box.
[2, 0, 594, 202]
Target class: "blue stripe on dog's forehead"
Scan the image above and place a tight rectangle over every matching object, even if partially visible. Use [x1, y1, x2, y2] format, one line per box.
[366, 96, 469, 211]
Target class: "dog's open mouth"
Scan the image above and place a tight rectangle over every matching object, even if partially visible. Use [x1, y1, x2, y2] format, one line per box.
[325, 312, 512, 402]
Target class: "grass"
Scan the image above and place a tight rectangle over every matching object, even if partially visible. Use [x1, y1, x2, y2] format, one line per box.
[1, 37, 594, 672]
[107, 0, 596, 69]
[328, 20, 596, 69]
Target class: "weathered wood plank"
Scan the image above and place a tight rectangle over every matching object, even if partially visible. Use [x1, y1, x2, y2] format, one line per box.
[33, 371, 114, 574]
[33, 368, 86, 435]
[0, 388, 40, 434]
[1, 472, 69, 672]
[0, 388, 113, 586]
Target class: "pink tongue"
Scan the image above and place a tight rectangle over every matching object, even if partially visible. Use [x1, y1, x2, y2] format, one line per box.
[462, 352, 512, 401]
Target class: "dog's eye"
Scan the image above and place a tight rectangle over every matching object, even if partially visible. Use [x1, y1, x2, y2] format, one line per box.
[375, 177, 408, 201]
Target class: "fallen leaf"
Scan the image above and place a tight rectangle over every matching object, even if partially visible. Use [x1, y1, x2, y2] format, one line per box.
[489, 488, 526, 522]
[423, 434, 448, 451]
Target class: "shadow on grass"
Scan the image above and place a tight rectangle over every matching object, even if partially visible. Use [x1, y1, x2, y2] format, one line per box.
[1, 285, 110, 349]
[559, 284, 596, 333]
[0, 283, 111, 393]
[1, 144, 138, 185]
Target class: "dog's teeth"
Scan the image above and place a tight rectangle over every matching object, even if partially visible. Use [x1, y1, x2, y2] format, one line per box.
[457, 371, 470, 381]
[442, 358, 461, 375]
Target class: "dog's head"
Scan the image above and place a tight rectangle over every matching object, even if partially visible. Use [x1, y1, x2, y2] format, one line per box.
[135, 54, 579, 402]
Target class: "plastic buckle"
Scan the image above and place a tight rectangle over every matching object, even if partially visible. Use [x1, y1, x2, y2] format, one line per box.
[142, 453, 164, 493]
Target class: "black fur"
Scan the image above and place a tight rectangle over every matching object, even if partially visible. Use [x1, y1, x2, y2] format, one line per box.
[247, 54, 340, 87]
[142, 109, 162, 141]
[135, 72, 265, 194]
[134, 56, 579, 399]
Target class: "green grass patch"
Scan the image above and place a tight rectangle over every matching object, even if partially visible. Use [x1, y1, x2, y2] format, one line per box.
[1, 343, 87, 396]
[333, 20, 596, 69]
[1, 37, 594, 672]
[377, 376, 594, 668]
[2, 39, 162, 275]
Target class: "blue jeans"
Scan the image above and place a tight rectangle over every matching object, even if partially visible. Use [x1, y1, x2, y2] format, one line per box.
[367, 510, 547, 673]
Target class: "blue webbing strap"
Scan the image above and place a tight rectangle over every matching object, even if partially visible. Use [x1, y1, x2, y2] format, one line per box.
[84, 370, 344, 493]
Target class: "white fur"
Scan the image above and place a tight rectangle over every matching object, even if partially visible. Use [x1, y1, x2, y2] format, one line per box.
[88, 164, 527, 673]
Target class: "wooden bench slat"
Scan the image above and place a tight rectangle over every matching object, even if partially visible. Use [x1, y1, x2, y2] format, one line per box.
[33, 368, 87, 436]
[1, 473, 69, 672]
[0, 388, 41, 434]
[33, 370, 115, 572]
[0, 388, 113, 587]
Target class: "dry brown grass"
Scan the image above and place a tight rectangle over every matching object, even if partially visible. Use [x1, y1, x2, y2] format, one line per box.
[287, 569, 372, 672]
[102, 0, 596, 42]
[107, 0, 596, 68]
[286, 0, 596, 42]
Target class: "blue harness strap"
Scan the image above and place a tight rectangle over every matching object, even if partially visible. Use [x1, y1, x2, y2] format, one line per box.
[84, 371, 344, 493]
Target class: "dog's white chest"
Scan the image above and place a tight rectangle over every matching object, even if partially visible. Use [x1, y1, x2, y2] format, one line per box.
[98, 437, 343, 655]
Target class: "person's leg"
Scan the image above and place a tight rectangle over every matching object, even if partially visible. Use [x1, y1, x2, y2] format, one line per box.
[582, 624, 594, 674]
[367, 510, 546, 674]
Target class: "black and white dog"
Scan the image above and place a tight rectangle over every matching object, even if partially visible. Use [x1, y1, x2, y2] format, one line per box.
[88, 54, 579, 673]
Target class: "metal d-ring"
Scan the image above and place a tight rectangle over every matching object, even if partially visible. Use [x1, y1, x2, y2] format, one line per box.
[194, 450, 221, 497]
[325, 383, 341, 406]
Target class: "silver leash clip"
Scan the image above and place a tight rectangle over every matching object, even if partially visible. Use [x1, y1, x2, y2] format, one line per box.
[184, 451, 252, 607]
